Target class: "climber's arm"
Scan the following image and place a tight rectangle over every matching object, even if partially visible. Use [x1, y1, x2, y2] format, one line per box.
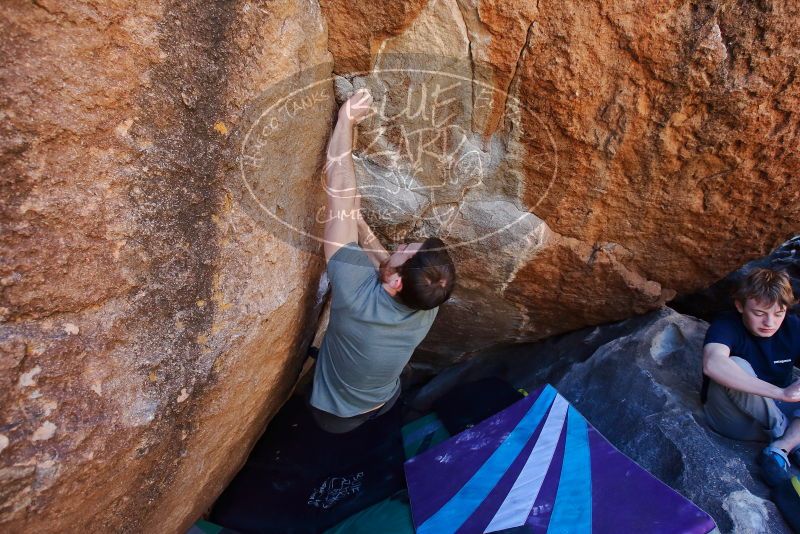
[356, 215, 390, 268]
[323, 89, 373, 262]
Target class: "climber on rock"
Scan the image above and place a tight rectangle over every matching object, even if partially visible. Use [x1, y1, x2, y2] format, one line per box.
[307, 88, 456, 434]
[701, 268, 800, 486]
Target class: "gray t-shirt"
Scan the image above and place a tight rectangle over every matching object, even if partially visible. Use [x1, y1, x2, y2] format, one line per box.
[310, 242, 438, 417]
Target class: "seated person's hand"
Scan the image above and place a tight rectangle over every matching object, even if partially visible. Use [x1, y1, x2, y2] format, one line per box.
[782, 378, 800, 402]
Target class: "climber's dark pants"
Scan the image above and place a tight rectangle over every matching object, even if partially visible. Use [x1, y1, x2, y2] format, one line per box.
[307, 385, 401, 434]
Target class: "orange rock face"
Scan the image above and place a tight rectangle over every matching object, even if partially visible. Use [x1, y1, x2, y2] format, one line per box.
[1, 1, 331, 532]
[320, 0, 428, 73]
[322, 0, 799, 359]
[1, 0, 798, 532]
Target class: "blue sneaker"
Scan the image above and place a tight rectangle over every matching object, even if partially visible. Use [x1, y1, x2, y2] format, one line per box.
[759, 446, 791, 487]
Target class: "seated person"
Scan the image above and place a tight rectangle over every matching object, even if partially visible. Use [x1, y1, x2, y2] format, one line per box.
[309, 88, 456, 434]
[702, 268, 800, 485]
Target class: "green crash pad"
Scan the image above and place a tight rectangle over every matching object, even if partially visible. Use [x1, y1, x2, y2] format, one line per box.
[323, 493, 414, 534]
[401, 413, 450, 459]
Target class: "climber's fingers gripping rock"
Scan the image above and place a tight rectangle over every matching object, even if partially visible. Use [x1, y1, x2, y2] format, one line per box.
[340, 88, 373, 125]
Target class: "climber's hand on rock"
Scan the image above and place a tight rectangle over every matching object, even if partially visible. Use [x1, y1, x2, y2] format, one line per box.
[339, 88, 373, 124]
[782, 379, 800, 402]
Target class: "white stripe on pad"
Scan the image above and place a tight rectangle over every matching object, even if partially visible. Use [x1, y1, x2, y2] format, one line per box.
[484, 394, 570, 533]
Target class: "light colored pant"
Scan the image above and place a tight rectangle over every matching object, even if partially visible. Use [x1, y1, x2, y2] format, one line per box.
[704, 357, 800, 441]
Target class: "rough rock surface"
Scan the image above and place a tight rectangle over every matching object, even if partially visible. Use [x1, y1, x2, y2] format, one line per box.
[320, 0, 800, 360]
[407, 308, 793, 533]
[1, 1, 332, 532]
[2, 0, 800, 532]
[672, 235, 800, 320]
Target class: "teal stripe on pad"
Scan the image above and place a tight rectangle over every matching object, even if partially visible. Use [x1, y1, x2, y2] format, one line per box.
[546, 405, 592, 534]
[417, 385, 558, 534]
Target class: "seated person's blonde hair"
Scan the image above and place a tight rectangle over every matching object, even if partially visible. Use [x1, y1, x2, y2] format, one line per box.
[733, 268, 796, 308]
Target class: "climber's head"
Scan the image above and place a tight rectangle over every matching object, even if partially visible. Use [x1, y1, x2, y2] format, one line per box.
[733, 268, 795, 338]
[380, 237, 456, 310]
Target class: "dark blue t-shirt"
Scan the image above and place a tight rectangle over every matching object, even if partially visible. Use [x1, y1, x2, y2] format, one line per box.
[704, 310, 800, 387]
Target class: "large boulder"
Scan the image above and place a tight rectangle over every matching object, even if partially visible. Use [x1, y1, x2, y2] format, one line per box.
[1, 1, 332, 532]
[407, 308, 793, 533]
[319, 0, 800, 360]
[2, 0, 799, 532]
[552, 310, 791, 533]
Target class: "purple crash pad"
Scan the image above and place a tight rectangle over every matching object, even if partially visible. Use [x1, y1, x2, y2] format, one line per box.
[404, 384, 716, 534]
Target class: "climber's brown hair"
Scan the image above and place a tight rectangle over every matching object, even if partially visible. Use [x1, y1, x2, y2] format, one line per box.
[733, 268, 796, 309]
[398, 237, 456, 310]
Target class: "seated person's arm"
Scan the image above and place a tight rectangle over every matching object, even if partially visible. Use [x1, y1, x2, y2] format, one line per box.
[323, 89, 372, 262]
[703, 343, 800, 401]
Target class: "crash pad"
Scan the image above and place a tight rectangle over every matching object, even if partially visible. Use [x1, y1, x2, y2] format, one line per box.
[404, 384, 717, 533]
[210, 394, 405, 533]
[401, 413, 450, 460]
